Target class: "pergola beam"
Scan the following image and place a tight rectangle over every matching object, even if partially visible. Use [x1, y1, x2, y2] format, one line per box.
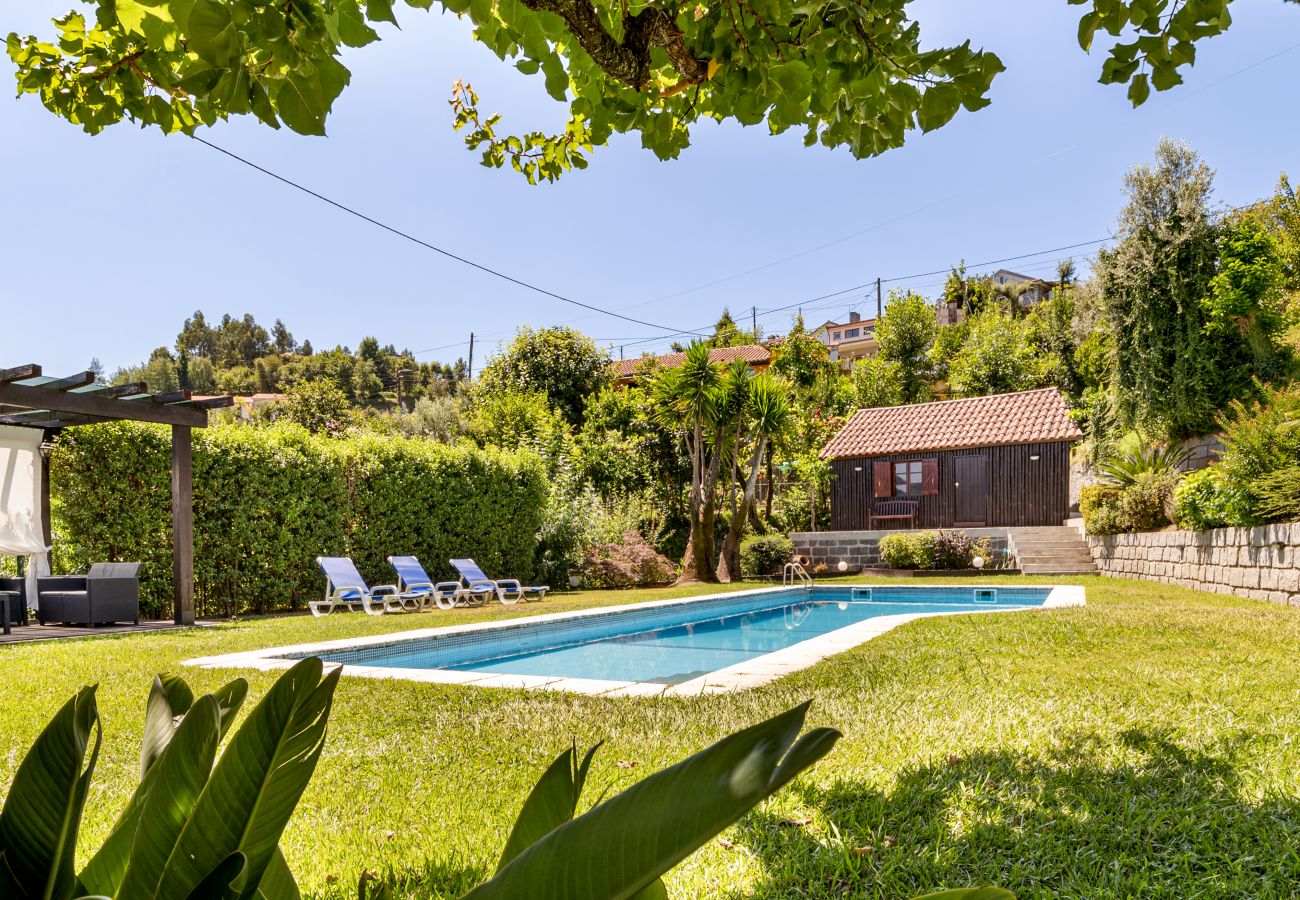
[0, 381, 207, 428]
[0, 364, 41, 384]
[41, 371, 96, 392]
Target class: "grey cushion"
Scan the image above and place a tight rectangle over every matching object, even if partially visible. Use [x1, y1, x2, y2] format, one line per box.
[88, 562, 141, 578]
[41, 590, 88, 603]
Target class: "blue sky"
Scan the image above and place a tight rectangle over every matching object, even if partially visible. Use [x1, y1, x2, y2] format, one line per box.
[2, 0, 1296, 376]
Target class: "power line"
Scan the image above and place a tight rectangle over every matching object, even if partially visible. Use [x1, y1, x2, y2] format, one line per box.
[190, 136, 708, 338]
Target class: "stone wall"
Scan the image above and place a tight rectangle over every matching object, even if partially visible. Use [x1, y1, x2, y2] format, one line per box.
[791, 528, 1012, 573]
[1088, 523, 1300, 606]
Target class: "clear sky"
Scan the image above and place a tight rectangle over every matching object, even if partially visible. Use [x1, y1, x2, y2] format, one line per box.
[2, 0, 1296, 377]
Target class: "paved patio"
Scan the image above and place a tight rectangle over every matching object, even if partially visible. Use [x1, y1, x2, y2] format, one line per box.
[0, 620, 190, 645]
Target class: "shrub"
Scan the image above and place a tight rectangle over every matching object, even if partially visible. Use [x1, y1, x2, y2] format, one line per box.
[879, 532, 935, 569]
[1097, 443, 1191, 487]
[580, 531, 677, 588]
[930, 531, 993, 570]
[1117, 471, 1178, 532]
[740, 534, 795, 577]
[50, 422, 547, 617]
[1255, 464, 1300, 523]
[1080, 483, 1125, 535]
[1173, 466, 1256, 530]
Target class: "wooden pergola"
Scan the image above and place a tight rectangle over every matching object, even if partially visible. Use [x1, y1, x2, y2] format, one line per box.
[0, 364, 233, 625]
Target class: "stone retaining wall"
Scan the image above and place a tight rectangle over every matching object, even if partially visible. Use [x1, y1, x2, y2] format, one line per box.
[791, 528, 1011, 573]
[1087, 523, 1300, 606]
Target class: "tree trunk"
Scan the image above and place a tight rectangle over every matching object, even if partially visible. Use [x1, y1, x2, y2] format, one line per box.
[716, 437, 767, 582]
[676, 424, 708, 584]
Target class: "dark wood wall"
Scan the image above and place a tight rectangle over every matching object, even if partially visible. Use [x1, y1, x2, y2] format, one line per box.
[829, 441, 1073, 530]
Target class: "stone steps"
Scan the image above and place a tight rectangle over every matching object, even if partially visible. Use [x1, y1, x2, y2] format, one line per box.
[1009, 527, 1097, 575]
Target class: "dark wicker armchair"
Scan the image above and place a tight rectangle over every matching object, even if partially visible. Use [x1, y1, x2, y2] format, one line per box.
[37, 562, 141, 626]
[0, 577, 29, 626]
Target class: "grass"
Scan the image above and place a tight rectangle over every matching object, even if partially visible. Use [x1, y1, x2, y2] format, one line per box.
[2, 575, 1299, 898]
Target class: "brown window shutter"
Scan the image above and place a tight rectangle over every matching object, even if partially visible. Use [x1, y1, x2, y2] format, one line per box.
[873, 461, 893, 498]
[921, 458, 939, 496]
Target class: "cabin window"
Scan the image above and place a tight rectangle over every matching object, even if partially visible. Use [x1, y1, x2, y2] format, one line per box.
[833, 331, 841, 340]
[844, 328, 860, 338]
[894, 461, 923, 496]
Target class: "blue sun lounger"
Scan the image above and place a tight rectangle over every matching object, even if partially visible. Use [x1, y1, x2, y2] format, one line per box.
[312, 556, 425, 617]
[387, 555, 492, 610]
[450, 558, 549, 605]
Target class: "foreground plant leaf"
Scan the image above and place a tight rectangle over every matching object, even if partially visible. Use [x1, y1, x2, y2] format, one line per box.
[0, 685, 100, 900]
[466, 701, 839, 900]
[78, 676, 249, 897]
[156, 657, 339, 897]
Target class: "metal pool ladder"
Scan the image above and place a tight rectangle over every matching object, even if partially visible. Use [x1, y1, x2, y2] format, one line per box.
[783, 562, 813, 587]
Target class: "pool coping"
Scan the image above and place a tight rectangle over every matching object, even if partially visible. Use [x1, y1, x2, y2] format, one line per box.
[184, 584, 1086, 697]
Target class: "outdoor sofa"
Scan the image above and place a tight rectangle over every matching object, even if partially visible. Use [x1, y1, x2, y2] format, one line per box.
[36, 562, 141, 626]
[0, 577, 29, 627]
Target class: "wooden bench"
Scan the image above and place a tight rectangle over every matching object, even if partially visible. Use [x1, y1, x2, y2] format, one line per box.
[870, 499, 919, 530]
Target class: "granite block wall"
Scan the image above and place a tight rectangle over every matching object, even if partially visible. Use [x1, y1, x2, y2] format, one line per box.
[1087, 523, 1300, 606]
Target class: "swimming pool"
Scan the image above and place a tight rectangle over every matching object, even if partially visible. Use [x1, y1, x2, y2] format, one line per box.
[188, 584, 1084, 696]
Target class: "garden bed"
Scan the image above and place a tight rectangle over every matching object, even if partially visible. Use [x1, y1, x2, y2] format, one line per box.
[866, 567, 1021, 578]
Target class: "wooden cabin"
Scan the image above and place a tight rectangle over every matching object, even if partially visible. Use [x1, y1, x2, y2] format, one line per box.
[821, 388, 1082, 530]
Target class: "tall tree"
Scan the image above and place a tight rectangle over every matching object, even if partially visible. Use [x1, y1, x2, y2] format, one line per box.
[271, 319, 297, 354]
[9, 0, 1264, 181]
[1097, 139, 1241, 437]
[875, 291, 936, 402]
[478, 326, 612, 427]
[716, 373, 790, 582]
[651, 343, 726, 584]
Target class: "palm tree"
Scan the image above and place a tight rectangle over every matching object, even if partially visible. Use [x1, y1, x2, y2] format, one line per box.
[717, 374, 791, 582]
[651, 343, 725, 583]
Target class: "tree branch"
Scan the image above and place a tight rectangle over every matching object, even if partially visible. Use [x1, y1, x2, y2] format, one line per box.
[518, 0, 709, 90]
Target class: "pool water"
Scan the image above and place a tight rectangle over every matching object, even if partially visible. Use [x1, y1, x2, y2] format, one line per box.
[302, 586, 1050, 686]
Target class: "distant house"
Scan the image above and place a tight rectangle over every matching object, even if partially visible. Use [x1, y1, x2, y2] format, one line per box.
[820, 388, 1082, 530]
[991, 269, 1054, 306]
[193, 392, 284, 421]
[611, 344, 771, 386]
[811, 312, 878, 370]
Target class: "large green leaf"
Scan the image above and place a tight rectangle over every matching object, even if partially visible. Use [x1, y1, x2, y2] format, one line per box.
[116, 696, 222, 898]
[155, 658, 340, 899]
[140, 674, 195, 777]
[79, 677, 247, 896]
[465, 702, 839, 900]
[254, 848, 301, 900]
[0, 685, 101, 900]
[187, 0, 240, 66]
[495, 742, 599, 871]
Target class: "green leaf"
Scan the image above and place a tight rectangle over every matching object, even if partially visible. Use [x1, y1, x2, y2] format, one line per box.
[366, 0, 399, 26]
[496, 742, 599, 871]
[254, 847, 301, 900]
[1077, 10, 1100, 50]
[188, 0, 241, 66]
[155, 658, 340, 899]
[140, 674, 195, 777]
[79, 679, 247, 897]
[1127, 71, 1151, 106]
[917, 83, 961, 133]
[0, 685, 101, 900]
[116, 696, 222, 897]
[465, 702, 839, 900]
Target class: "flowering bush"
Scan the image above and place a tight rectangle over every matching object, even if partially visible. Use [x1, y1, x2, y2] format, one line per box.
[580, 532, 677, 589]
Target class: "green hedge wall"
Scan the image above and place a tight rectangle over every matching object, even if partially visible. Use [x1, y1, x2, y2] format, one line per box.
[49, 422, 547, 618]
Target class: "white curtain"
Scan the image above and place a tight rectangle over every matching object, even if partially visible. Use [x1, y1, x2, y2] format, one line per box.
[0, 424, 51, 607]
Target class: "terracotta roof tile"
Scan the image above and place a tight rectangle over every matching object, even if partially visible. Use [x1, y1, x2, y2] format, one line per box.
[821, 388, 1082, 458]
[612, 345, 770, 379]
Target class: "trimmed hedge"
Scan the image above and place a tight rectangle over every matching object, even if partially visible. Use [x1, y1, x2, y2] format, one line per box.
[49, 422, 546, 618]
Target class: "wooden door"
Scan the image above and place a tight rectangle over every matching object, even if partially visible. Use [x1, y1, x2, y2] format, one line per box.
[953, 455, 988, 526]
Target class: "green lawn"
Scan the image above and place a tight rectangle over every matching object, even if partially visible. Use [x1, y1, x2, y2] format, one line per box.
[2, 576, 1299, 899]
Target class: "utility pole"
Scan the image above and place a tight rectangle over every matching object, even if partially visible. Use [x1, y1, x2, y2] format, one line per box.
[751, 305, 757, 339]
[396, 367, 413, 413]
[467, 332, 475, 381]
[620, 345, 624, 360]
[876, 277, 882, 319]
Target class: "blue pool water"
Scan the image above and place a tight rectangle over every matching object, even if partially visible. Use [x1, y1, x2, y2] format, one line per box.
[297, 585, 1052, 686]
